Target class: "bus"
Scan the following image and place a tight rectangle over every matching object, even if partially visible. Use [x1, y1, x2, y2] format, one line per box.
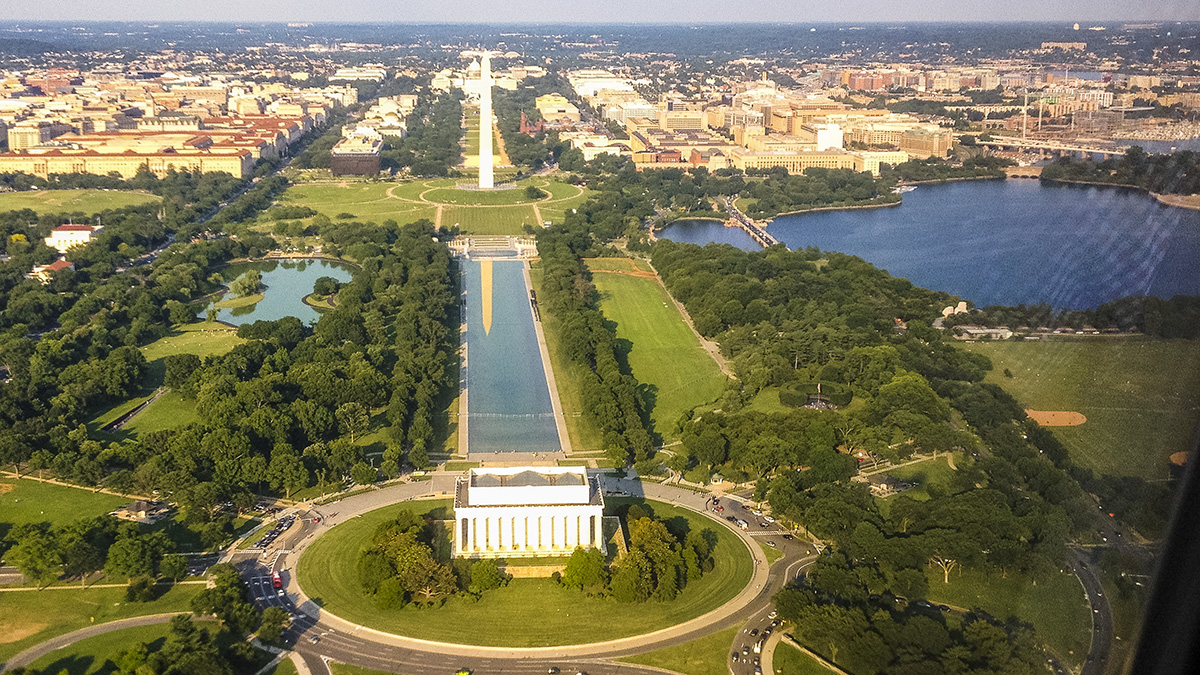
[272, 571, 282, 589]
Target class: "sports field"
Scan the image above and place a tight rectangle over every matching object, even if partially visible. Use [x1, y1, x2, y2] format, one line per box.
[297, 498, 753, 646]
[587, 258, 728, 440]
[0, 189, 160, 215]
[962, 338, 1200, 479]
[0, 583, 203, 664]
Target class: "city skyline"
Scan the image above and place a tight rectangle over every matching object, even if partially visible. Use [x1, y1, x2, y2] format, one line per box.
[4, 0, 1200, 24]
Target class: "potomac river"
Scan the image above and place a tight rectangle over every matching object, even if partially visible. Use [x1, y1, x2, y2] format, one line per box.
[661, 180, 1200, 309]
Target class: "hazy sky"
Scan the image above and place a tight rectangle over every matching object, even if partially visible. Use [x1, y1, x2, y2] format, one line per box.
[4, 0, 1199, 23]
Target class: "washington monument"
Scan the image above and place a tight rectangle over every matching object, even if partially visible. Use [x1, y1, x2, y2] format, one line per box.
[470, 50, 500, 189]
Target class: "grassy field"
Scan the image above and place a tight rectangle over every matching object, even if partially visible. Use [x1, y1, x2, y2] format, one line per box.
[925, 566, 1091, 668]
[0, 189, 160, 215]
[619, 626, 739, 675]
[297, 498, 753, 646]
[962, 339, 1200, 479]
[0, 479, 128, 540]
[277, 183, 438, 224]
[266, 658, 301, 675]
[25, 620, 218, 675]
[529, 265, 606, 452]
[878, 454, 962, 502]
[588, 260, 728, 441]
[442, 204, 537, 234]
[773, 641, 835, 675]
[423, 187, 535, 206]
[89, 323, 243, 435]
[0, 583, 204, 664]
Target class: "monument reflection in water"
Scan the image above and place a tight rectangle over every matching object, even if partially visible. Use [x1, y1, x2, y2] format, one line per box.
[462, 257, 561, 453]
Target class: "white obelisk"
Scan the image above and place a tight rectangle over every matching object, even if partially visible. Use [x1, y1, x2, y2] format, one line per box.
[479, 53, 494, 189]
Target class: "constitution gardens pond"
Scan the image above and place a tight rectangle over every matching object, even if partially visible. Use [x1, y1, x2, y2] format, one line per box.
[204, 259, 355, 326]
[296, 497, 754, 646]
[661, 180, 1200, 309]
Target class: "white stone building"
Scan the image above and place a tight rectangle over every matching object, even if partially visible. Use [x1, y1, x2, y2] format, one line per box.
[453, 467, 606, 559]
[45, 223, 103, 254]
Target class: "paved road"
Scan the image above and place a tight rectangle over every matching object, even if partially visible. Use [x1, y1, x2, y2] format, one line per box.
[228, 476, 815, 673]
[3, 614, 214, 670]
[1070, 548, 1114, 675]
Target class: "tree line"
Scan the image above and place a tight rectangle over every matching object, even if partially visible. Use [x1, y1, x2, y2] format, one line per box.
[1040, 148, 1200, 195]
[943, 294, 1200, 339]
[536, 221, 655, 467]
[357, 507, 508, 608]
[558, 502, 714, 602]
[380, 93, 464, 177]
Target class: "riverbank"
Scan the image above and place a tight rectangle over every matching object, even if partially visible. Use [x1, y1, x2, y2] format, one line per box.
[900, 174, 1005, 186]
[1040, 177, 1200, 211]
[1152, 193, 1200, 211]
[763, 197, 902, 223]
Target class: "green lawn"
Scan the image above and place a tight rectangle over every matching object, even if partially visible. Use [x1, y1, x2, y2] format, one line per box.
[0, 479, 128, 539]
[331, 664, 404, 675]
[278, 183, 438, 224]
[773, 641, 835, 675]
[962, 339, 1200, 479]
[879, 454, 962, 502]
[266, 657, 301, 675]
[588, 261, 728, 441]
[620, 626, 739, 675]
[0, 583, 204, 664]
[89, 323, 243, 435]
[26, 620, 218, 675]
[529, 265, 606, 453]
[0, 189, 160, 215]
[925, 566, 1092, 669]
[423, 187, 535, 206]
[297, 498, 753, 646]
[759, 541, 785, 565]
[442, 204, 536, 235]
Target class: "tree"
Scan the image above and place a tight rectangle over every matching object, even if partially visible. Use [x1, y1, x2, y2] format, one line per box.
[229, 269, 263, 297]
[336, 402, 371, 442]
[7, 529, 62, 588]
[257, 606, 290, 645]
[164, 354, 202, 390]
[351, 461, 377, 486]
[313, 276, 341, 296]
[562, 546, 609, 592]
[398, 554, 458, 603]
[126, 575, 157, 602]
[468, 559, 506, 594]
[161, 553, 189, 582]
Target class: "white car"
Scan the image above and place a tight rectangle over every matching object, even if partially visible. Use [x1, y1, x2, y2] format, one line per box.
[763, 516, 775, 524]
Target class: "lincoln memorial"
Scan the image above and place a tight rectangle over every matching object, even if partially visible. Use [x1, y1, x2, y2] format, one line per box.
[453, 467, 606, 558]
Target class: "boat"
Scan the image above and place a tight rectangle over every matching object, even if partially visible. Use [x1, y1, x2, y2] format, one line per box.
[892, 185, 917, 194]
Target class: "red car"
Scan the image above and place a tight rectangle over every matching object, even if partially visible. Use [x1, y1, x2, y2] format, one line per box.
[272, 571, 282, 589]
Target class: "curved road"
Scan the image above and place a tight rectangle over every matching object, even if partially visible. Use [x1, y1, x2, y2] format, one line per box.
[3, 475, 1113, 675]
[233, 476, 816, 674]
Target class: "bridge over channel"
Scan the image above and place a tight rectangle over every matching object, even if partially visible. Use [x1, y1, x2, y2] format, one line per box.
[722, 198, 781, 249]
[974, 136, 1130, 158]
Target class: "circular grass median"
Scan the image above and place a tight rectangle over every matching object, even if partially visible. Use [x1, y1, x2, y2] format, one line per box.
[296, 497, 754, 647]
